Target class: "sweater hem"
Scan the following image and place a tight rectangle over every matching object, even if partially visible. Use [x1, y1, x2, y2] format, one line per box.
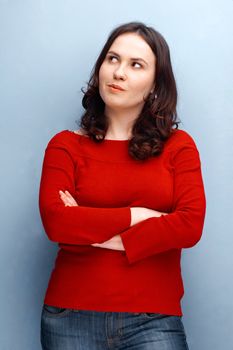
[43, 296, 183, 317]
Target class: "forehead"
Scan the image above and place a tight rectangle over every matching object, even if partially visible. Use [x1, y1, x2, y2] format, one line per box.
[108, 33, 156, 63]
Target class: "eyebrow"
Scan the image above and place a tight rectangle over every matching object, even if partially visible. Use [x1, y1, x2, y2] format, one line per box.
[107, 50, 148, 66]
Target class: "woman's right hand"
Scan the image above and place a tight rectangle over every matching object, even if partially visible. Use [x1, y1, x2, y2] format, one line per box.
[130, 207, 168, 227]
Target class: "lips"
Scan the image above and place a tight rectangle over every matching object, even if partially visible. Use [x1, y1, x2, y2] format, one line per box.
[107, 83, 125, 91]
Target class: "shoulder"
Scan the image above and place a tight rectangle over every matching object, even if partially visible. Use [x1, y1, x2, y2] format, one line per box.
[44, 129, 90, 157]
[72, 128, 86, 136]
[165, 128, 199, 151]
[164, 129, 202, 168]
[46, 130, 75, 149]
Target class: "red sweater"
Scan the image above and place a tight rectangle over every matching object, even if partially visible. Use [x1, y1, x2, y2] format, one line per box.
[39, 129, 206, 316]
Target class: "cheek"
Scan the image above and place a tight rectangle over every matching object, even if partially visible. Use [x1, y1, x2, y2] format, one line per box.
[130, 77, 153, 98]
[99, 63, 111, 82]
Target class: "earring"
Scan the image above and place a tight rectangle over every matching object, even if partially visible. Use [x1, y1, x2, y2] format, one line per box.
[150, 91, 157, 100]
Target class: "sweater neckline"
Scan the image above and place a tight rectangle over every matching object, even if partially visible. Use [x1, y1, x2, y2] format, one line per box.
[66, 129, 132, 162]
[67, 130, 130, 143]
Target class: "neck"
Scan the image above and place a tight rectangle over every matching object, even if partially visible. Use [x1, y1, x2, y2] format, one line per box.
[104, 106, 141, 140]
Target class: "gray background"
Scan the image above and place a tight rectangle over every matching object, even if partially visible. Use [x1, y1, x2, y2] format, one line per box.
[0, 0, 232, 349]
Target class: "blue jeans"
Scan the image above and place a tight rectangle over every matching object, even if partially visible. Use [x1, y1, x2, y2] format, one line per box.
[41, 304, 189, 349]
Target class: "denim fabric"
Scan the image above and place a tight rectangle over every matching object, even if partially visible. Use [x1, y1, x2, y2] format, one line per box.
[41, 304, 189, 350]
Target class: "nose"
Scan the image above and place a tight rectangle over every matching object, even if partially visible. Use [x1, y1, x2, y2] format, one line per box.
[113, 65, 126, 80]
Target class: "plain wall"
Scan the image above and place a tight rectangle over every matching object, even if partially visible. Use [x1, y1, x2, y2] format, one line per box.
[0, 1, 232, 349]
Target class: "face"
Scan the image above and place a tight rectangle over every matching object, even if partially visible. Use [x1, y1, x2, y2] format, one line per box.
[98, 33, 156, 114]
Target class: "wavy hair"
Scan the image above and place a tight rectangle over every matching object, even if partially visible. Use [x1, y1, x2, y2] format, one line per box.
[78, 21, 179, 161]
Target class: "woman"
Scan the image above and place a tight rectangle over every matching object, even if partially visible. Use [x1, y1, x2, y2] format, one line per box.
[39, 21, 206, 350]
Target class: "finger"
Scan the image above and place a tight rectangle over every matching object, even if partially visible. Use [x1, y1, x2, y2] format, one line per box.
[60, 193, 78, 207]
[59, 191, 72, 205]
[92, 243, 107, 248]
[64, 191, 77, 202]
[59, 190, 79, 206]
[59, 191, 70, 200]
[65, 190, 73, 197]
[62, 198, 71, 206]
[59, 191, 69, 201]
[64, 191, 79, 206]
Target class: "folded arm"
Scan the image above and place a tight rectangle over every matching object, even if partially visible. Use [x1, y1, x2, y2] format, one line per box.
[39, 139, 131, 245]
[119, 141, 206, 264]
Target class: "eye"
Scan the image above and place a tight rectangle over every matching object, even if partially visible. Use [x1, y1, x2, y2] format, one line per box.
[107, 55, 118, 63]
[132, 62, 142, 69]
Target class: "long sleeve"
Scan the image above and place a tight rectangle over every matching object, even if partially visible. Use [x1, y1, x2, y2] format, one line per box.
[39, 136, 131, 245]
[120, 138, 206, 264]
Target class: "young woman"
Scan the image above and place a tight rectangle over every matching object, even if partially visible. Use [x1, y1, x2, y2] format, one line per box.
[39, 21, 206, 350]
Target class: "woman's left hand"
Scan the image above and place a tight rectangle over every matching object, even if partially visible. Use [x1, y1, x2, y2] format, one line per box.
[59, 190, 125, 251]
[59, 190, 78, 206]
[91, 235, 125, 251]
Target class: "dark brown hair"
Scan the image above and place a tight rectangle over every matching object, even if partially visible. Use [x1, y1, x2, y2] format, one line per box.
[78, 21, 179, 161]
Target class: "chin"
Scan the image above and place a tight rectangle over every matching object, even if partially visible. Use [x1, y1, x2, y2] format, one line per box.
[105, 101, 129, 109]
